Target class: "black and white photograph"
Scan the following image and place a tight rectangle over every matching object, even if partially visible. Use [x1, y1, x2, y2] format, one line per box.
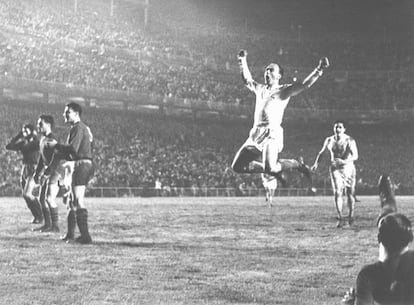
[0, 0, 413, 304]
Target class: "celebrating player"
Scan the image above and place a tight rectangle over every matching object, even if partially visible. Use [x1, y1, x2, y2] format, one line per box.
[231, 49, 329, 186]
[311, 120, 358, 227]
[47, 102, 94, 244]
[5, 124, 43, 224]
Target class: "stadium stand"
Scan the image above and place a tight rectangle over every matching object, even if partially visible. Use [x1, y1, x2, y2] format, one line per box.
[0, 0, 413, 195]
[1, 100, 413, 196]
[0, 0, 413, 110]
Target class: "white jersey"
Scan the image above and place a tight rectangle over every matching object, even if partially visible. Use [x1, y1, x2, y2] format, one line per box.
[247, 82, 291, 129]
[326, 134, 358, 190]
[326, 134, 356, 166]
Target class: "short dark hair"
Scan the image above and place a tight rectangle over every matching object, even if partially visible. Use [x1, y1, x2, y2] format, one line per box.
[333, 120, 346, 129]
[378, 213, 413, 252]
[23, 123, 35, 133]
[66, 102, 82, 116]
[39, 114, 54, 128]
[266, 63, 284, 78]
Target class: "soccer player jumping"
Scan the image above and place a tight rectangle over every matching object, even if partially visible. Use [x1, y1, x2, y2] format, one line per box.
[231, 49, 329, 186]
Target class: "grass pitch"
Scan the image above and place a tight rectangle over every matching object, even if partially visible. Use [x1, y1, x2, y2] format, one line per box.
[1, 196, 413, 305]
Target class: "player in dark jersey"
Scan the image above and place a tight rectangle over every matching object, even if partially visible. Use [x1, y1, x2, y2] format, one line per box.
[33, 115, 64, 233]
[342, 213, 414, 305]
[6, 124, 43, 224]
[48, 102, 94, 244]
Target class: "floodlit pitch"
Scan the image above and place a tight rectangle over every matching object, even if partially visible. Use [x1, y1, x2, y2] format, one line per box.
[1, 196, 413, 305]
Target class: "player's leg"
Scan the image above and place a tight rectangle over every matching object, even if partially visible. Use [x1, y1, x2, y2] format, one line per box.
[346, 186, 355, 225]
[44, 181, 60, 232]
[331, 170, 345, 227]
[262, 174, 277, 207]
[262, 174, 270, 206]
[278, 157, 312, 185]
[21, 175, 37, 223]
[346, 167, 357, 225]
[263, 140, 281, 174]
[61, 195, 76, 242]
[23, 175, 43, 224]
[334, 190, 344, 227]
[268, 189, 273, 206]
[72, 161, 94, 244]
[262, 140, 288, 186]
[20, 166, 38, 223]
[60, 163, 76, 242]
[73, 185, 92, 244]
[268, 185, 276, 207]
[33, 182, 51, 232]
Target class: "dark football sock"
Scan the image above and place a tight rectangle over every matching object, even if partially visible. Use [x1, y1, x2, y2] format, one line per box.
[64, 209, 76, 240]
[76, 209, 92, 243]
[32, 198, 43, 222]
[50, 207, 59, 231]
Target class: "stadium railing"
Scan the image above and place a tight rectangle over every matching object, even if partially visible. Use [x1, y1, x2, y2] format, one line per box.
[86, 187, 333, 198]
[2, 185, 414, 197]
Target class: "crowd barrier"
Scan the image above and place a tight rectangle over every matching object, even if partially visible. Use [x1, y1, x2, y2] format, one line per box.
[86, 186, 329, 197]
[2, 186, 414, 197]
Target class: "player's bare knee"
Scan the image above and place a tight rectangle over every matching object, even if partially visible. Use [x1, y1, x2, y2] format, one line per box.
[23, 193, 34, 202]
[45, 196, 57, 208]
[265, 163, 280, 174]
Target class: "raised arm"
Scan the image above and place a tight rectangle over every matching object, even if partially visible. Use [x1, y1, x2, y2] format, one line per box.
[280, 57, 329, 99]
[311, 137, 330, 171]
[237, 49, 257, 91]
[5, 132, 25, 151]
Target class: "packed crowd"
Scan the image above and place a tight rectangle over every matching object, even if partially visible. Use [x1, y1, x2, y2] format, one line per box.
[0, 0, 413, 110]
[0, 0, 413, 194]
[1, 101, 414, 196]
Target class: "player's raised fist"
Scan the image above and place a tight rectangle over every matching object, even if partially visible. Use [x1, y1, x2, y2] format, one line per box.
[238, 49, 247, 59]
[318, 57, 330, 69]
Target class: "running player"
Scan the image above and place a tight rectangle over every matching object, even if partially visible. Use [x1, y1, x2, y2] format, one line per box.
[33, 114, 63, 233]
[231, 49, 329, 187]
[47, 102, 94, 244]
[5, 124, 43, 224]
[311, 120, 358, 227]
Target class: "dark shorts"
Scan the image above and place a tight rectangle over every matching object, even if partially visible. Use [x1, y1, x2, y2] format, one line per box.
[73, 160, 94, 186]
[21, 163, 37, 187]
